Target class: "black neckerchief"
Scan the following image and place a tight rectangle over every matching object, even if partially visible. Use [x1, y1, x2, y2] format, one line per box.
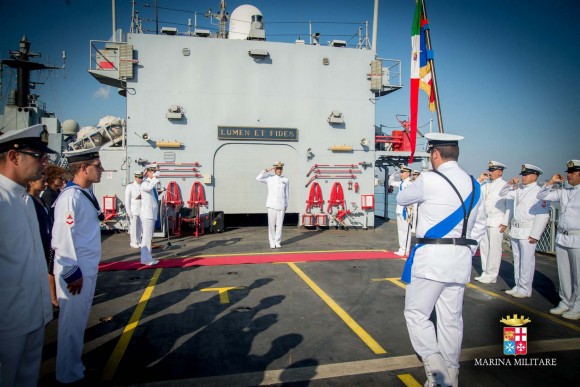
[64, 181, 105, 221]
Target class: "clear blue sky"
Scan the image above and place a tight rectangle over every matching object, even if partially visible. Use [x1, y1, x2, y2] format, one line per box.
[1, 0, 578, 178]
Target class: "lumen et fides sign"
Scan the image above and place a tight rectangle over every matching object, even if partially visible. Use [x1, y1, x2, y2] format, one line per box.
[218, 127, 298, 142]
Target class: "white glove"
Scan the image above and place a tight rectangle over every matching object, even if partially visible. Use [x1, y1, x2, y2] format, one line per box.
[153, 171, 161, 177]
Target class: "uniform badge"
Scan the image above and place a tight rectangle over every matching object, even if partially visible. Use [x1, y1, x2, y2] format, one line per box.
[65, 211, 74, 227]
[501, 315, 531, 356]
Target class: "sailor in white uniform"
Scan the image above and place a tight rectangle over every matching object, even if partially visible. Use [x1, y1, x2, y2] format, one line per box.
[256, 161, 289, 248]
[140, 164, 161, 265]
[537, 160, 580, 320]
[125, 171, 143, 248]
[51, 147, 104, 384]
[474, 161, 510, 284]
[398, 133, 486, 387]
[389, 164, 413, 256]
[0, 125, 55, 387]
[499, 164, 550, 298]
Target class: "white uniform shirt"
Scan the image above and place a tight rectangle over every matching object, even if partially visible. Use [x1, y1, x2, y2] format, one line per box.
[389, 176, 412, 215]
[0, 174, 52, 339]
[537, 184, 580, 248]
[499, 181, 550, 240]
[140, 177, 160, 220]
[52, 186, 102, 279]
[256, 171, 289, 211]
[124, 181, 142, 217]
[397, 161, 487, 283]
[480, 177, 510, 227]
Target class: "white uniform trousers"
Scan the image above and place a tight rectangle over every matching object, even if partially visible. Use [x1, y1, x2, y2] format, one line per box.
[55, 274, 97, 383]
[267, 208, 285, 247]
[479, 226, 504, 279]
[0, 326, 44, 387]
[555, 244, 580, 313]
[404, 277, 464, 370]
[510, 238, 537, 296]
[140, 218, 156, 264]
[396, 213, 412, 254]
[129, 214, 142, 246]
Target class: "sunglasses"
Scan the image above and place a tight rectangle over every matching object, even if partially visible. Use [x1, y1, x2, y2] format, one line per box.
[17, 150, 49, 162]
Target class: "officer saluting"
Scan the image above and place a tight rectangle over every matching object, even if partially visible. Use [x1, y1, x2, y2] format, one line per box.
[537, 160, 580, 320]
[499, 164, 550, 298]
[0, 124, 56, 387]
[397, 133, 486, 387]
[474, 161, 510, 284]
[140, 163, 161, 265]
[256, 161, 289, 249]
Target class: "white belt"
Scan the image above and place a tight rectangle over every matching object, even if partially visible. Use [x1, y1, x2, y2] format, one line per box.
[558, 228, 580, 236]
[511, 220, 534, 228]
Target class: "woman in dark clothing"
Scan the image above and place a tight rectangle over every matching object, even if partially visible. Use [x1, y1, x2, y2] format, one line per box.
[28, 175, 59, 310]
[41, 164, 65, 210]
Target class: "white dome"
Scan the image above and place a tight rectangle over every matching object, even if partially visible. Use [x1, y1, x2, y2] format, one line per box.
[228, 4, 263, 40]
[61, 119, 79, 135]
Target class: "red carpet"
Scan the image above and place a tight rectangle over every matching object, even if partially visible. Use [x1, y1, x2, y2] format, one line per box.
[99, 250, 402, 271]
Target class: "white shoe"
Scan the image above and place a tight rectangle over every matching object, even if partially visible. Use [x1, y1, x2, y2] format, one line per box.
[394, 251, 406, 256]
[504, 288, 517, 295]
[562, 311, 580, 320]
[510, 291, 530, 299]
[130, 243, 140, 249]
[549, 305, 569, 315]
[275, 244, 282, 248]
[143, 259, 159, 266]
[423, 353, 452, 387]
[474, 275, 483, 282]
[478, 276, 497, 284]
[270, 244, 276, 249]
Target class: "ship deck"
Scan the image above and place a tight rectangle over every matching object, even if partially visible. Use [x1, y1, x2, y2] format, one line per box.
[39, 218, 580, 386]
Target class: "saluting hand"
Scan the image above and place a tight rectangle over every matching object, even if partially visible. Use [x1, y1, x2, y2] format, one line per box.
[67, 277, 83, 295]
[478, 172, 489, 183]
[548, 173, 564, 186]
[508, 177, 520, 186]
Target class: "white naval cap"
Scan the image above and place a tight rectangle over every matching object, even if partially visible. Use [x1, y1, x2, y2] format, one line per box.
[273, 161, 284, 168]
[412, 169, 420, 174]
[63, 147, 102, 163]
[566, 160, 580, 173]
[145, 163, 159, 170]
[0, 124, 56, 154]
[399, 164, 412, 173]
[488, 160, 507, 171]
[424, 132, 464, 151]
[519, 164, 543, 176]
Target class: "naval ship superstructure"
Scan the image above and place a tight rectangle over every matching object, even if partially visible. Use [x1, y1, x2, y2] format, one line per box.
[87, 1, 423, 231]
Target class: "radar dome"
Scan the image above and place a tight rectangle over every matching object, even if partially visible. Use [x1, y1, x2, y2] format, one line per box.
[61, 119, 79, 136]
[229, 5, 264, 40]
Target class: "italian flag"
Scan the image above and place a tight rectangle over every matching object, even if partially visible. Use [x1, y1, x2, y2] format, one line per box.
[409, 0, 423, 163]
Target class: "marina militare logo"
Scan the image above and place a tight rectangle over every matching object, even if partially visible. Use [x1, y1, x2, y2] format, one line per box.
[500, 314, 531, 356]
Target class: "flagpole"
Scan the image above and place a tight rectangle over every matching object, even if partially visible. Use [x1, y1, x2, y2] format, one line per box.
[421, 0, 444, 133]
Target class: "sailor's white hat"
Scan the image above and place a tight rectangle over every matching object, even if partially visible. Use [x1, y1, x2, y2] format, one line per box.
[424, 132, 463, 151]
[412, 169, 420, 174]
[0, 124, 56, 153]
[134, 171, 144, 178]
[520, 164, 543, 176]
[566, 160, 580, 173]
[273, 161, 284, 168]
[488, 160, 507, 171]
[145, 163, 159, 170]
[63, 147, 101, 163]
[399, 164, 412, 173]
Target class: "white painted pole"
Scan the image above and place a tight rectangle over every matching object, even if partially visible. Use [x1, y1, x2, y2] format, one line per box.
[371, 0, 379, 56]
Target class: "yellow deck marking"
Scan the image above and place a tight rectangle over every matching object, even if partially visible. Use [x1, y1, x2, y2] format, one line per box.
[287, 262, 387, 354]
[397, 373, 422, 386]
[200, 286, 244, 304]
[372, 277, 407, 289]
[374, 279, 580, 333]
[102, 268, 162, 381]
[466, 283, 580, 333]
